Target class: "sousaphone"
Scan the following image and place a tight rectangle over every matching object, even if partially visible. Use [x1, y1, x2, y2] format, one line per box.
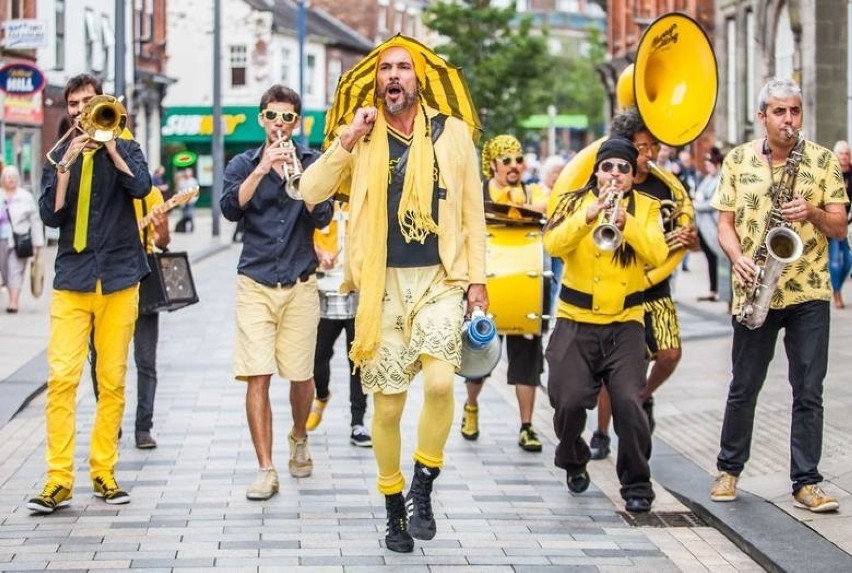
[548, 12, 718, 198]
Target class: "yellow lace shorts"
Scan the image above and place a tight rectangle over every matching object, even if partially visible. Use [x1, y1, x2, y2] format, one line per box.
[360, 265, 465, 394]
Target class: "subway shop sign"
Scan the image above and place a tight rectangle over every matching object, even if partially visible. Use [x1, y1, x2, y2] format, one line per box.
[162, 106, 325, 146]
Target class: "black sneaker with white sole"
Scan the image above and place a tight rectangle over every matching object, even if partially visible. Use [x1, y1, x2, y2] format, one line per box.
[350, 424, 372, 447]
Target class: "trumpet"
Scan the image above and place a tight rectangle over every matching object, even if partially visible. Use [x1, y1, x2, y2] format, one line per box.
[659, 199, 695, 249]
[46, 95, 127, 172]
[276, 130, 303, 201]
[592, 180, 624, 251]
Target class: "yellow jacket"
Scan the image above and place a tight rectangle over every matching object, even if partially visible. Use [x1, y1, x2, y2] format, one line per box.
[300, 111, 487, 289]
[641, 167, 694, 289]
[544, 189, 667, 324]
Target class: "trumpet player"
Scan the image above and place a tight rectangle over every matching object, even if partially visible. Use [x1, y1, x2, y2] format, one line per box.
[221, 84, 334, 500]
[29, 74, 152, 513]
[587, 107, 698, 461]
[543, 137, 667, 514]
[710, 78, 848, 513]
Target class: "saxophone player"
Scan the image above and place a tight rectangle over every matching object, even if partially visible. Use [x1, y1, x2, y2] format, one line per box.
[543, 138, 667, 514]
[710, 78, 848, 513]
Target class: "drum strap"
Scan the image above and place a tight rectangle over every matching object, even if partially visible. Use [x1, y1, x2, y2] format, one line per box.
[559, 285, 644, 310]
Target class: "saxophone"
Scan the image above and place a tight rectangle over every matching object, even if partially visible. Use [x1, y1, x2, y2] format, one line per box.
[737, 128, 806, 329]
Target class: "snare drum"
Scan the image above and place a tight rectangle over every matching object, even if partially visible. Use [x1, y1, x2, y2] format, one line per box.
[486, 224, 550, 335]
[317, 270, 358, 320]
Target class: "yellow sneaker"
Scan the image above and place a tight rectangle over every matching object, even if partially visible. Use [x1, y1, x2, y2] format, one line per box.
[710, 471, 738, 502]
[460, 403, 479, 441]
[793, 484, 839, 513]
[27, 481, 72, 514]
[306, 394, 330, 431]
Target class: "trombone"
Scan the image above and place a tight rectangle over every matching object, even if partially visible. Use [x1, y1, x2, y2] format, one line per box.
[46, 95, 128, 173]
[276, 130, 303, 200]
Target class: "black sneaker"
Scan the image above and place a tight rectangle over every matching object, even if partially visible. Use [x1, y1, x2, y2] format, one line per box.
[349, 424, 372, 447]
[385, 493, 414, 553]
[625, 497, 652, 513]
[518, 426, 543, 452]
[643, 397, 656, 434]
[589, 431, 610, 460]
[567, 470, 590, 494]
[406, 461, 440, 540]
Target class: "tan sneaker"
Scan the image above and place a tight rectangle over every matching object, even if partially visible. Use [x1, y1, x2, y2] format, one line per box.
[793, 484, 839, 513]
[306, 395, 331, 431]
[710, 471, 738, 502]
[246, 468, 279, 500]
[289, 432, 313, 478]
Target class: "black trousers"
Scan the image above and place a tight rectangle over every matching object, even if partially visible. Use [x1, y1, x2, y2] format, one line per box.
[314, 317, 366, 427]
[91, 312, 160, 432]
[545, 318, 654, 501]
[717, 300, 829, 492]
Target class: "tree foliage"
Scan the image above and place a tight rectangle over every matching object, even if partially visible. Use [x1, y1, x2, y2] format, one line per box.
[422, 0, 556, 139]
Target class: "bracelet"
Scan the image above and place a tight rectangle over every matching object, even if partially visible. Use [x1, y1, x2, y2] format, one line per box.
[56, 162, 69, 174]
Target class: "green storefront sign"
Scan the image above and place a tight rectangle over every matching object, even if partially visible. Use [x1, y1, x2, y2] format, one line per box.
[161, 105, 326, 147]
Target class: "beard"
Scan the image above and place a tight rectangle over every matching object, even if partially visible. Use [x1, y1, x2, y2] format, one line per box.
[379, 83, 418, 116]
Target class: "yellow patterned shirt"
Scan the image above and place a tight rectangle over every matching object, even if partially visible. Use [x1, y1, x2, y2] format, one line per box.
[711, 139, 848, 314]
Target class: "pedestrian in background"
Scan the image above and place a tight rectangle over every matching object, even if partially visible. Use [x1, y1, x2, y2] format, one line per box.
[28, 73, 151, 513]
[693, 147, 725, 302]
[221, 84, 333, 501]
[0, 164, 44, 313]
[710, 77, 847, 513]
[829, 140, 852, 308]
[300, 35, 487, 553]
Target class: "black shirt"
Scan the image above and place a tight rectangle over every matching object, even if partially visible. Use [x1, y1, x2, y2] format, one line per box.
[386, 128, 440, 268]
[635, 172, 673, 301]
[39, 139, 152, 294]
[221, 142, 333, 287]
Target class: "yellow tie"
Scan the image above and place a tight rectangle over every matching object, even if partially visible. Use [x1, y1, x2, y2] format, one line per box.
[73, 150, 96, 253]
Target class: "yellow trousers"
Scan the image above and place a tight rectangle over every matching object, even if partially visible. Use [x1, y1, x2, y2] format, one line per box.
[45, 283, 138, 487]
[372, 356, 455, 495]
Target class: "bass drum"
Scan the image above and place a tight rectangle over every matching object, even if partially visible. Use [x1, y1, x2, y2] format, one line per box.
[317, 270, 358, 320]
[486, 224, 551, 336]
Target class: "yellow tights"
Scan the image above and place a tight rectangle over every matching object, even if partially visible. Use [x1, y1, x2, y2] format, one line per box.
[371, 356, 455, 495]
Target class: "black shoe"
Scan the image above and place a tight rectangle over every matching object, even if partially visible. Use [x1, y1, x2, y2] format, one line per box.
[625, 497, 652, 513]
[135, 431, 157, 449]
[385, 493, 414, 553]
[566, 470, 590, 494]
[406, 461, 440, 540]
[643, 397, 655, 434]
[589, 431, 610, 460]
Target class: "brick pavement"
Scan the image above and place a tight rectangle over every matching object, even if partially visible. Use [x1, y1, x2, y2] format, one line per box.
[0, 215, 762, 571]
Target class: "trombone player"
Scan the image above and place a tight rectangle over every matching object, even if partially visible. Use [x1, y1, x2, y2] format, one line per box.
[543, 137, 667, 514]
[28, 74, 152, 513]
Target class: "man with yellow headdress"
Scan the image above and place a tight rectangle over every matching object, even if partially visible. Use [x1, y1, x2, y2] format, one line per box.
[300, 36, 487, 553]
[461, 134, 548, 452]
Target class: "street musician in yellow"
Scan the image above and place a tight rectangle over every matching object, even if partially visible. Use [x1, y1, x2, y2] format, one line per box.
[543, 137, 667, 514]
[587, 107, 697, 461]
[461, 134, 548, 452]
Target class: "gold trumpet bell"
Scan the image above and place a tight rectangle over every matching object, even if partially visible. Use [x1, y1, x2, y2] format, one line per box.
[634, 13, 717, 147]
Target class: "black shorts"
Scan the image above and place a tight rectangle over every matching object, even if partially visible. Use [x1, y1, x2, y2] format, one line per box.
[468, 334, 543, 386]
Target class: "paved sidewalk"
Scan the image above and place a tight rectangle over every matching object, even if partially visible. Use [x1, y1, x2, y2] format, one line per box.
[0, 212, 762, 570]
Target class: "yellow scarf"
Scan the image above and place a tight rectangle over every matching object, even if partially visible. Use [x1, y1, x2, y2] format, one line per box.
[349, 104, 440, 368]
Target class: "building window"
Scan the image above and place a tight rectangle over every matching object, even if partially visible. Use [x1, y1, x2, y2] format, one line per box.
[280, 47, 291, 85]
[8, 0, 23, 19]
[85, 9, 100, 72]
[377, 0, 388, 34]
[745, 9, 755, 121]
[230, 44, 247, 87]
[327, 57, 342, 103]
[726, 17, 737, 143]
[101, 14, 113, 78]
[55, 0, 65, 69]
[306, 54, 316, 96]
[134, 0, 153, 55]
[775, 5, 795, 80]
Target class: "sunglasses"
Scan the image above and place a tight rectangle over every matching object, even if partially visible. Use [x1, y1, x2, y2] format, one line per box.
[635, 142, 660, 155]
[600, 160, 631, 174]
[500, 156, 525, 166]
[260, 110, 299, 123]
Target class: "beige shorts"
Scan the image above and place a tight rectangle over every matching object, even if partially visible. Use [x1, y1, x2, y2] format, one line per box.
[233, 274, 319, 382]
[360, 265, 465, 394]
